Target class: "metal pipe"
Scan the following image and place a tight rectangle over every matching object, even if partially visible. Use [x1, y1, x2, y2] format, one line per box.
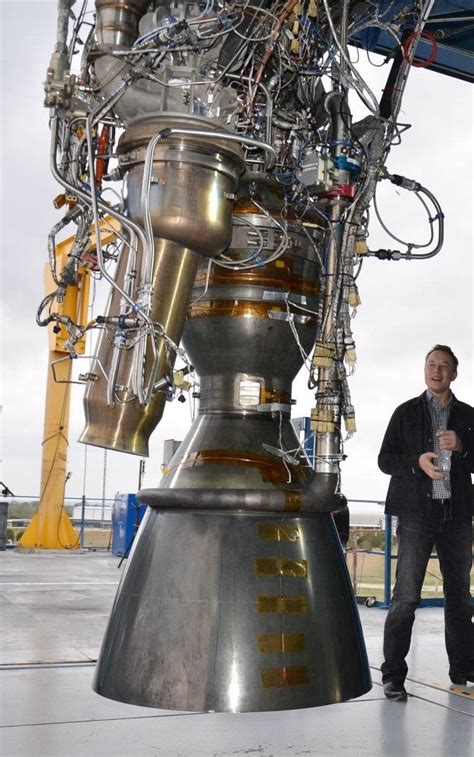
[227, 75, 273, 144]
[314, 200, 344, 473]
[49, 116, 150, 317]
[321, 0, 379, 114]
[80, 493, 86, 549]
[138, 472, 342, 514]
[84, 114, 160, 405]
[50, 116, 162, 411]
[55, 0, 73, 53]
[146, 127, 277, 171]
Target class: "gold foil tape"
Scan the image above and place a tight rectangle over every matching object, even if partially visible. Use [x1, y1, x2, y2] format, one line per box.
[188, 299, 316, 326]
[261, 666, 310, 688]
[258, 633, 306, 654]
[255, 558, 308, 577]
[257, 596, 308, 614]
[165, 448, 308, 485]
[284, 491, 302, 512]
[257, 524, 301, 542]
[194, 264, 319, 298]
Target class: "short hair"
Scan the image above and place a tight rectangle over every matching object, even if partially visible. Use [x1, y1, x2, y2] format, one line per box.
[425, 345, 458, 371]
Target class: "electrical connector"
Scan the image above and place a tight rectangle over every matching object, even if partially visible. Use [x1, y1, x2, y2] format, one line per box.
[174, 369, 192, 391]
[348, 287, 361, 307]
[312, 342, 335, 368]
[389, 173, 421, 192]
[355, 239, 368, 256]
[344, 346, 357, 365]
[65, 193, 78, 209]
[344, 413, 357, 434]
[53, 194, 66, 209]
[368, 249, 404, 261]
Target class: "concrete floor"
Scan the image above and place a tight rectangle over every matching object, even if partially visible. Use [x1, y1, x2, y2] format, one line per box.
[1, 551, 472, 757]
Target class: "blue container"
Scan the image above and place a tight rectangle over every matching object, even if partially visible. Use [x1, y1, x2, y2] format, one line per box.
[112, 494, 147, 557]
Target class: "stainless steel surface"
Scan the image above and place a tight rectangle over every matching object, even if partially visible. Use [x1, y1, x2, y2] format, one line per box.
[159, 414, 311, 489]
[183, 206, 320, 415]
[118, 118, 245, 257]
[94, 510, 371, 711]
[156, 209, 321, 488]
[94, 188, 370, 709]
[81, 116, 245, 455]
[137, 478, 344, 512]
[96, 0, 149, 49]
[80, 239, 199, 455]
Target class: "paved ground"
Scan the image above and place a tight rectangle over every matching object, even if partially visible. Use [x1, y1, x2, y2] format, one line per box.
[1, 550, 472, 757]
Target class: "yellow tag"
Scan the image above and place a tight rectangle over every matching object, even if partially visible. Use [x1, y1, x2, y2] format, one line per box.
[345, 416, 357, 433]
[355, 239, 368, 255]
[348, 290, 361, 306]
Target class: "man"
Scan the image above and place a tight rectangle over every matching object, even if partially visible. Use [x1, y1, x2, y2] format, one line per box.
[378, 345, 474, 701]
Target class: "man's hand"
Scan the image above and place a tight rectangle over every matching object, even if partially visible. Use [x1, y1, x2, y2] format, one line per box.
[436, 429, 462, 453]
[418, 451, 444, 480]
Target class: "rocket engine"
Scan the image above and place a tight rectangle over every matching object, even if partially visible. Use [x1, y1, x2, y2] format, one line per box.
[40, 0, 444, 711]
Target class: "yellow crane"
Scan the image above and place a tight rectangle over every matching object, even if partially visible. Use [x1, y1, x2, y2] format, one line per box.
[20, 217, 120, 549]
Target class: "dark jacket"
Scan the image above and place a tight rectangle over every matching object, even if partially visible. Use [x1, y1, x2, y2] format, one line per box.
[378, 392, 474, 517]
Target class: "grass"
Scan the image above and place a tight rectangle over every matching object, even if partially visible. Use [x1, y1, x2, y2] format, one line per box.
[345, 549, 474, 600]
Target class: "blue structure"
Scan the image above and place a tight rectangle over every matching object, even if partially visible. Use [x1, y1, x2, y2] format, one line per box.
[351, 1, 474, 83]
[112, 493, 147, 557]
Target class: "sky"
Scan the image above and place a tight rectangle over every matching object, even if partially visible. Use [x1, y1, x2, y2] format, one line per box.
[0, 1, 472, 509]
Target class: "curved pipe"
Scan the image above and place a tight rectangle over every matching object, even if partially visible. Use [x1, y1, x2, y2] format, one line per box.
[227, 74, 273, 144]
[156, 127, 277, 171]
[367, 174, 444, 261]
[49, 116, 151, 319]
[137, 472, 344, 514]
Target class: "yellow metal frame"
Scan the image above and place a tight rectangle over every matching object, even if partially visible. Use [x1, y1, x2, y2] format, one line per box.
[20, 217, 120, 549]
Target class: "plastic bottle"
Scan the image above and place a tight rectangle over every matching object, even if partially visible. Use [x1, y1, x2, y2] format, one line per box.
[437, 443, 452, 474]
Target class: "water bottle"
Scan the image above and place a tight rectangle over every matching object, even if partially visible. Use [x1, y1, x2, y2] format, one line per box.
[437, 444, 452, 473]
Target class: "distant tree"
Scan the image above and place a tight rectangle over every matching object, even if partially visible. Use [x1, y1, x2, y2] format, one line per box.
[7, 501, 73, 518]
[356, 530, 384, 550]
[8, 501, 38, 518]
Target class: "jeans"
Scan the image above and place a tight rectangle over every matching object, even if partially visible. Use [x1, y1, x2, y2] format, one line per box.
[382, 505, 473, 683]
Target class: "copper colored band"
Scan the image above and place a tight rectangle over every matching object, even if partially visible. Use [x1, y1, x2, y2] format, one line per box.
[165, 448, 308, 484]
[187, 300, 316, 323]
[194, 264, 318, 297]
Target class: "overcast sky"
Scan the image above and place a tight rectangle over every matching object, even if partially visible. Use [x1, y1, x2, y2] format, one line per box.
[0, 1, 472, 509]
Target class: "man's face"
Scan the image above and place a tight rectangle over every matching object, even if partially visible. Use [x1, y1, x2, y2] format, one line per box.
[424, 350, 457, 395]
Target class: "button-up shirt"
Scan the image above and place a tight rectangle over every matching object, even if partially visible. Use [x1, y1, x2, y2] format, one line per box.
[426, 390, 452, 499]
